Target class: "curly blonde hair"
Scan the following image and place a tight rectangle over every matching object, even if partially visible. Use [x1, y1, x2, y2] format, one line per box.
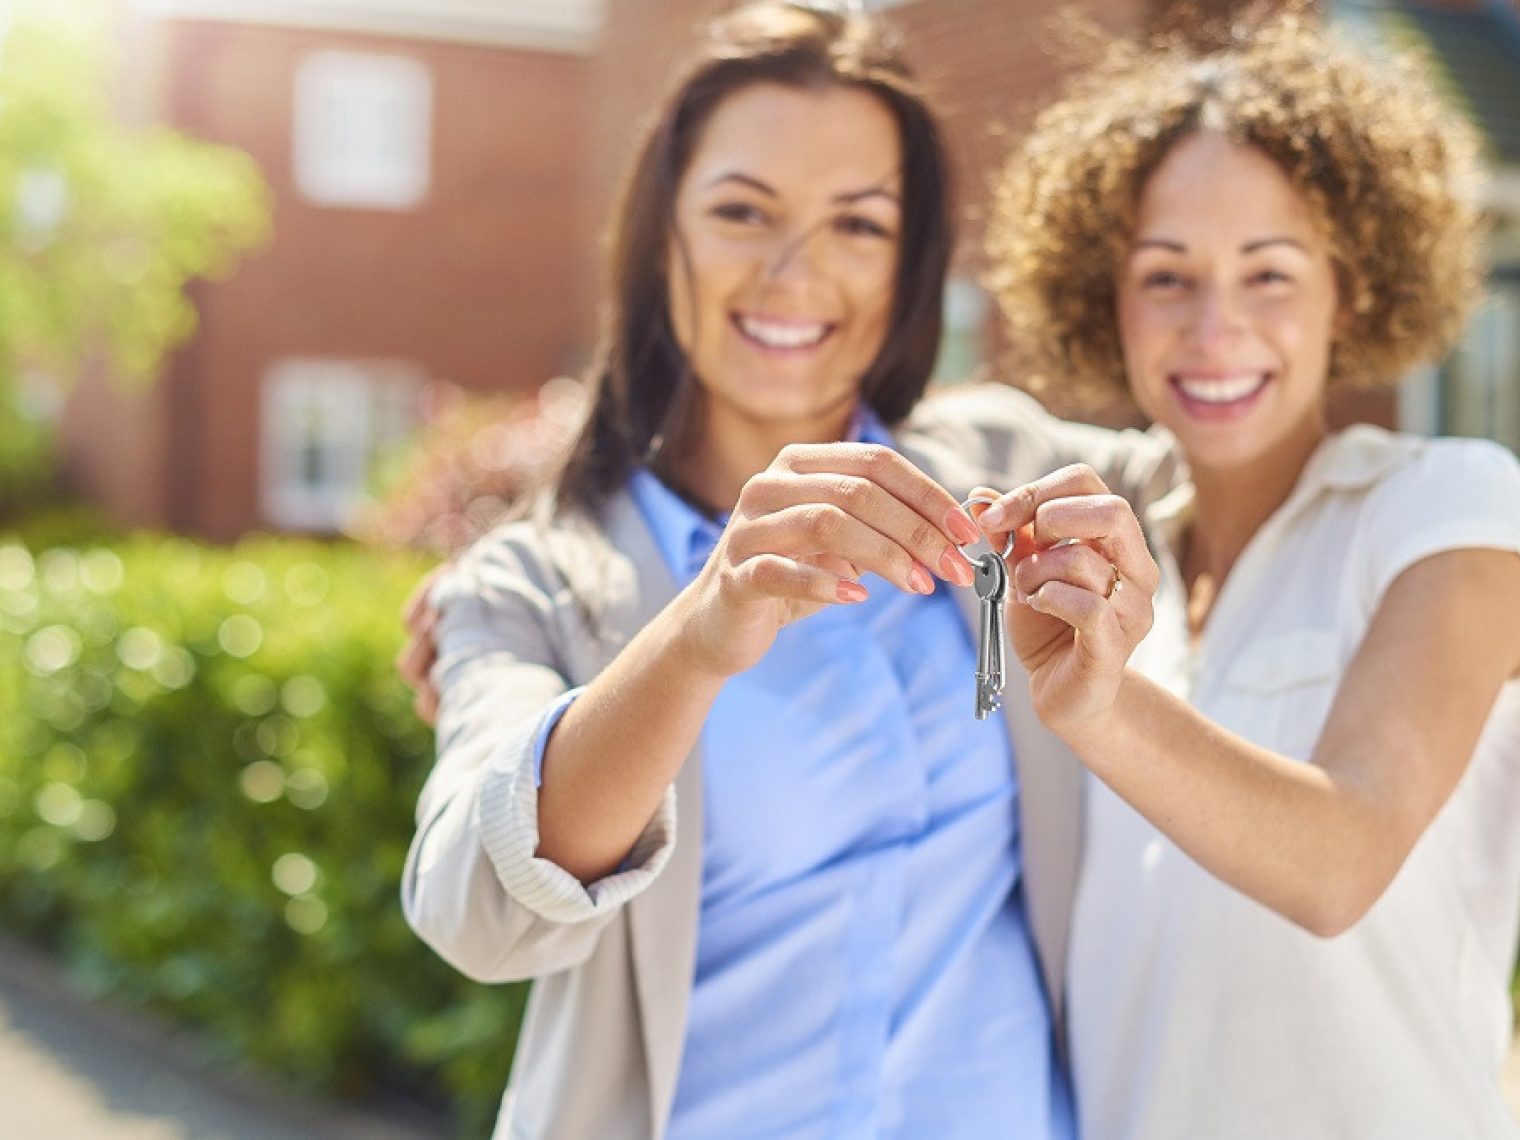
[984, 8, 1485, 405]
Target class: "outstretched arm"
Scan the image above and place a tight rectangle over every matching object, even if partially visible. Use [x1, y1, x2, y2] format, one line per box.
[981, 466, 1520, 936]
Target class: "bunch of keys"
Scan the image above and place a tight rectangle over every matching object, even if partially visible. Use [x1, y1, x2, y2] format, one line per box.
[961, 495, 1012, 721]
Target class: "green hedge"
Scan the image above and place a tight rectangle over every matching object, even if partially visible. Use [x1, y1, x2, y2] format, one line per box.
[0, 534, 524, 1136]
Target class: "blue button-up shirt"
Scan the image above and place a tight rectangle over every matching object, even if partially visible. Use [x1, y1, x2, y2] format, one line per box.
[614, 417, 1068, 1140]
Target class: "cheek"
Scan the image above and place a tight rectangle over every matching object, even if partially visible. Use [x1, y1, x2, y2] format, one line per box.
[853, 260, 897, 338]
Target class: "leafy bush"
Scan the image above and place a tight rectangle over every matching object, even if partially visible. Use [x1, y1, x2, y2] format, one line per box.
[0, 534, 524, 1135]
[353, 377, 586, 556]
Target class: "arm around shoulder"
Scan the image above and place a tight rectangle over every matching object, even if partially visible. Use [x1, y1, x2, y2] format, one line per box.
[401, 530, 677, 983]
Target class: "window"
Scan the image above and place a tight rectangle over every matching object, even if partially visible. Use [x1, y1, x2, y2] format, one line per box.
[292, 50, 431, 210]
[932, 276, 991, 385]
[1439, 273, 1520, 452]
[260, 359, 420, 531]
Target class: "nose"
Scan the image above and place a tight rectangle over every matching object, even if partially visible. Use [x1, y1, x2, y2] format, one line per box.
[1189, 282, 1245, 348]
[763, 219, 827, 284]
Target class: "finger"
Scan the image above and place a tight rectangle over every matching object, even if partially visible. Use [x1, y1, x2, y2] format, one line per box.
[1027, 494, 1158, 593]
[1015, 543, 1154, 643]
[773, 442, 984, 550]
[727, 552, 870, 606]
[728, 502, 942, 596]
[741, 469, 976, 586]
[395, 635, 436, 692]
[402, 565, 446, 629]
[966, 484, 1017, 559]
[413, 686, 439, 728]
[1012, 542, 1117, 602]
[976, 464, 1110, 534]
[1025, 579, 1129, 665]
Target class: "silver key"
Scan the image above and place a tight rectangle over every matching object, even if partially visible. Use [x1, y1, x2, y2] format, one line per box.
[973, 551, 1009, 719]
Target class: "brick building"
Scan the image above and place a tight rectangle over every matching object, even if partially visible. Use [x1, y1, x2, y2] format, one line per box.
[60, 0, 1520, 539]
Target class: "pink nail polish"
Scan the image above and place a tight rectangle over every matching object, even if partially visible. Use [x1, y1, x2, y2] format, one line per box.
[939, 547, 973, 587]
[944, 509, 981, 545]
[837, 580, 869, 604]
[908, 564, 935, 595]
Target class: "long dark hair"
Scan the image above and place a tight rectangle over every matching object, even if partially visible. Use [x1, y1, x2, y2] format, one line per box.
[551, 1, 955, 517]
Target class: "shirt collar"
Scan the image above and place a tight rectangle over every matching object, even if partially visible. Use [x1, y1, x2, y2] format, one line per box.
[1145, 422, 1421, 543]
[629, 404, 895, 582]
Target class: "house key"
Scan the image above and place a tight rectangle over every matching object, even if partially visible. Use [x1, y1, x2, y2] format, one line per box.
[973, 551, 1009, 719]
[961, 495, 1013, 720]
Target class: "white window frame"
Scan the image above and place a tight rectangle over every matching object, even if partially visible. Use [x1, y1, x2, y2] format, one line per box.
[260, 358, 420, 532]
[293, 50, 432, 211]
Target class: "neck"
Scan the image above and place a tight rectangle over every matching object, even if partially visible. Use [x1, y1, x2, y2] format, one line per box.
[1184, 418, 1326, 585]
[664, 401, 859, 515]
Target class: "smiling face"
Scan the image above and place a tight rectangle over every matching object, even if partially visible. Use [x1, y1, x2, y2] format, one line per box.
[667, 81, 902, 479]
[1116, 132, 1342, 475]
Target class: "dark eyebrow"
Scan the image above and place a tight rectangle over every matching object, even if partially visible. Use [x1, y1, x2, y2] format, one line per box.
[1132, 236, 1309, 255]
[702, 171, 901, 206]
[1241, 237, 1308, 254]
[704, 172, 778, 196]
[835, 186, 901, 207]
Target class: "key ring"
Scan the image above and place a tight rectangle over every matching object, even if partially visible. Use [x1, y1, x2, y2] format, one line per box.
[959, 494, 1014, 561]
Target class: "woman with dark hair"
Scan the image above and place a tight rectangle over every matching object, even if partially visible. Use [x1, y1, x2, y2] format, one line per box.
[979, 12, 1520, 1137]
[399, 3, 1167, 1138]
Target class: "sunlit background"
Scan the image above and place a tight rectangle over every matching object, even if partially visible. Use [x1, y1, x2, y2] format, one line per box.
[0, 0, 1516, 1136]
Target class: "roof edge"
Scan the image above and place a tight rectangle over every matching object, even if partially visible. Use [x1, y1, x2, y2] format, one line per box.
[130, 0, 606, 54]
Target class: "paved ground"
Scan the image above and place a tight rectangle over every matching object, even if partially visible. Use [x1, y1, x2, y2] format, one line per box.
[0, 930, 1516, 1137]
[0, 935, 447, 1140]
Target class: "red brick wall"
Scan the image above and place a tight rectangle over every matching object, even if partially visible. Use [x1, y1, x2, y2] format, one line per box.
[69, 18, 593, 539]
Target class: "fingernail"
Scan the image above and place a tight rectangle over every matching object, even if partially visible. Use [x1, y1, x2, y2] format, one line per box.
[939, 546, 975, 587]
[1014, 586, 1028, 605]
[837, 580, 869, 604]
[979, 503, 1007, 530]
[908, 564, 935, 595]
[944, 508, 981, 545]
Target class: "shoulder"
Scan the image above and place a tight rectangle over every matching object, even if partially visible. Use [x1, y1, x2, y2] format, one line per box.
[1337, 429, 1520, 602]
[904, 381, 1180, 506]
[1358, 429, 1520, 527]
[434, 501, 614, 616]
[904, 382, 1058, 447]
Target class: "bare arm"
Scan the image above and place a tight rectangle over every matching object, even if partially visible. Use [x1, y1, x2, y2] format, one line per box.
[1062, 548, 1520, 935]
[982, 468, 1520, 936]
[513, 442, 981, 882]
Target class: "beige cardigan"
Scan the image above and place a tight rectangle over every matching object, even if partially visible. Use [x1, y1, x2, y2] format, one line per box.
[402, 384, 1175, 1140]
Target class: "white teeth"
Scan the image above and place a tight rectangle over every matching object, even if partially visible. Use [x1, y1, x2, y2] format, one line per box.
[737, 315, 830, 349]
[1175, 373, 1268, 405]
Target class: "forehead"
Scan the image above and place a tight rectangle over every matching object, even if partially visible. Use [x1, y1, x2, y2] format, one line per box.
[683, 81, 903, 198]
[1133, 132, 1322, 245]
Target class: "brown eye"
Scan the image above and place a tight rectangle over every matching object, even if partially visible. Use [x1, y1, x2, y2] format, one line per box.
[710, 202, 768, 226]
[1141, 270, 1187, 291]
[835, 214, 891, 239]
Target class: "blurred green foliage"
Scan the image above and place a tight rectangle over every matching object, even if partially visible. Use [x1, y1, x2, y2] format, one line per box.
[0, 0, 270, 509]
[0, 534, 524, 1135]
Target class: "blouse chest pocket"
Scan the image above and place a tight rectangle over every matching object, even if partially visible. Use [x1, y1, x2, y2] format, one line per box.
[1215, 629, 1340, 761]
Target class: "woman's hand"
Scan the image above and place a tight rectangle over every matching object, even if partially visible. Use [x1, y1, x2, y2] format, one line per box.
[676, 442, 982, 678]
[973, 464, 1159, 733]
[397, 565, 448, 726]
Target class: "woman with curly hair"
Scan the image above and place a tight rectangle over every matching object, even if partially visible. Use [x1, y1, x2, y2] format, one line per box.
[976, 10, 1520, 1137]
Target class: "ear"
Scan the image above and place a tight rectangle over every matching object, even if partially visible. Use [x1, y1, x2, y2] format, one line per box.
[1331, 301, 1354, 341]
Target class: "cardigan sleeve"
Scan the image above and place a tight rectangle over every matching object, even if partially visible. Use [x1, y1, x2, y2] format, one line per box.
[401, 525, 677, 983]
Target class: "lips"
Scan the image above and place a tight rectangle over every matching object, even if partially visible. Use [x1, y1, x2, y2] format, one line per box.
[1170, 371, 1271, 412]
[733, 313, 834, 350]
